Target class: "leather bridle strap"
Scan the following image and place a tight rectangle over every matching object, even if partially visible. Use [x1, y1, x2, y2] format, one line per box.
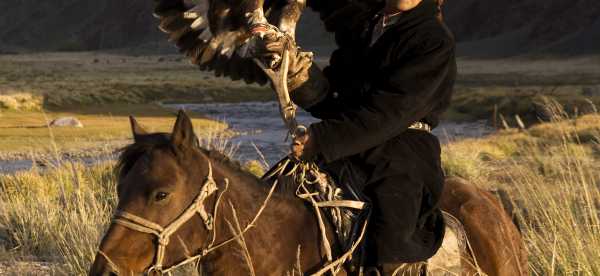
[110, 160, 219, 274]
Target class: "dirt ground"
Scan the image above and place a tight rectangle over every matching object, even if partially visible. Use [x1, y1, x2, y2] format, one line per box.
[0, 261, 60, 276]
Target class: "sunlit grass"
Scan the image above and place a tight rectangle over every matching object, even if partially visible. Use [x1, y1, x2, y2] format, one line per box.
[0, 106, 227, 159]
[443, 105, 600, 275]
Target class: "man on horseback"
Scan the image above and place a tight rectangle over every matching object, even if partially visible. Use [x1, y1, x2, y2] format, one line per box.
[260, 0, 456, 273]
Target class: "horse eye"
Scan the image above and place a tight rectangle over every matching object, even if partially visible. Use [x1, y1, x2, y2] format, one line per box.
[155, 192, 169, 201]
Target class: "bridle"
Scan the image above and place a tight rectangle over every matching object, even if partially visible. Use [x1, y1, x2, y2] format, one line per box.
[98, 160, 224, 275]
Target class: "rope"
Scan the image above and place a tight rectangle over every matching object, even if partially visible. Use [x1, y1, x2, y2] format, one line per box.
[265, 159, 370, 276]
[161, 176, 280, 274]
[98, 250, 120, 274]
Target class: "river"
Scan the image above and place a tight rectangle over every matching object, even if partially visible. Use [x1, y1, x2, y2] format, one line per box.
[0, 102, 493, 173]
[168, 102, 493, 166]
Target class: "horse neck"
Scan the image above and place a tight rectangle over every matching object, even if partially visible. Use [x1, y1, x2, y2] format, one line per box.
[211, 159, 304, 236]
[205, 160, 328, 275]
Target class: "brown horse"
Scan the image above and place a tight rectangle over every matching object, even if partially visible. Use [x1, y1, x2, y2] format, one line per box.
[89, 111, 338, 275]
[89, 111, 526, 275]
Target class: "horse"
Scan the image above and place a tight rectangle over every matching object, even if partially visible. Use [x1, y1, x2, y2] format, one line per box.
[89, 111, 527, 275]
[89, 111, 339, 275]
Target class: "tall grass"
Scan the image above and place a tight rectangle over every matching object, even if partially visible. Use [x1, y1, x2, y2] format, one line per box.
[0, 162, 116, 274]
[443, 101, 600, 275]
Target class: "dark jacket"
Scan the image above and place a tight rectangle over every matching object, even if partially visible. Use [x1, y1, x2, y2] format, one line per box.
[307, 0, 456, 163]
[303, 0, 456, 263]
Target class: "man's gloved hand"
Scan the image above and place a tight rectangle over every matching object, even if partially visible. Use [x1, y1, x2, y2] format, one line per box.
[291, 126, 319, 161]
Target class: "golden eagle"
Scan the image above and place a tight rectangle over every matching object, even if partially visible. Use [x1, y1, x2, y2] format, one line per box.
[152, 0, 384, 85]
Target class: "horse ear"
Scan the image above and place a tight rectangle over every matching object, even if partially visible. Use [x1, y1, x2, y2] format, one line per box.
[129, 116, 148, 142]
[171, 110, 196, 148]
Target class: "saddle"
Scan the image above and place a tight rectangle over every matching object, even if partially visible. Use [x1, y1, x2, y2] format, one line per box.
[262, 157, 373, 275]
[262, 157, 469, 276]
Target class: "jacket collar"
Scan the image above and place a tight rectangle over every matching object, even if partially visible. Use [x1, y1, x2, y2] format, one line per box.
[379, 0, 438, 31]
[367, 0, 438, 51]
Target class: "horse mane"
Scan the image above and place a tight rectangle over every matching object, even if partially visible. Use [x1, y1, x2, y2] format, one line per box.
[116, 133, 172, 180]
[204, 149, 299, 197]
[116, 132, 298, 198]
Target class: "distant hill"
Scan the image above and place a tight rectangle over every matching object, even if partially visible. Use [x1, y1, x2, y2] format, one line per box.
[444, 0, 600, 57]
[0, 0, 159, 51]
[1, 0, 599, 57]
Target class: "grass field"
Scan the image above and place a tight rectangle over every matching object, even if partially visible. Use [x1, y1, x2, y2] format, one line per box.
[0, 52, 273, 109]
[0, 105, 227, 160]
[0, 52, 252, 159]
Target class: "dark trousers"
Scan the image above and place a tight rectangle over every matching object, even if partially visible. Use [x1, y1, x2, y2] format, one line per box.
[324, 129, 446, 264]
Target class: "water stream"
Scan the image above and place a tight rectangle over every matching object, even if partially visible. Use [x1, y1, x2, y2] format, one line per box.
[169, 102, 493, 166]
[0, 102, 493, 173]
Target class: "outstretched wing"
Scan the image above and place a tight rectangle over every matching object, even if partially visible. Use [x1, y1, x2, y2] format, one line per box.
[153, 0, 383, 85]
[153, 0, 269, 85]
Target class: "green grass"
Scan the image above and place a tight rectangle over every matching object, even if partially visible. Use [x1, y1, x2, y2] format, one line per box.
[0, 52, 262, 159]
[0, 105, 227, 159]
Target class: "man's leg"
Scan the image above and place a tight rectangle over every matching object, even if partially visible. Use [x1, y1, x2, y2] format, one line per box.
[365, 172, 423, 262]
[360, 131, 446, 272]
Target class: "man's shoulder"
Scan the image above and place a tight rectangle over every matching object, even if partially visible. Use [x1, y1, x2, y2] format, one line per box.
[389, 18, 454, 55]
[415, 18, 455, 45]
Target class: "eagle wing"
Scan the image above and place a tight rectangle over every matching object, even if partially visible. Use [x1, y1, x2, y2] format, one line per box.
[153, 0, 383, 85]
[154, 0, 269, 85]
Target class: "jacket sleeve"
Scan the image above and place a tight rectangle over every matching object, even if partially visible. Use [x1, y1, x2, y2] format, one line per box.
[310, 35, 456, 163]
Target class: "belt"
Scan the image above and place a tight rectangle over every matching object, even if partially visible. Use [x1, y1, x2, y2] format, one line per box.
[408, 121, 432, 132]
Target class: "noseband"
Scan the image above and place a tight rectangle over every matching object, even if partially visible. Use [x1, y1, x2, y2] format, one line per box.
[99, 160, 221, 275]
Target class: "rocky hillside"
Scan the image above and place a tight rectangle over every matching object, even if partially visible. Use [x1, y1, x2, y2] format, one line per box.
[1, 0, 599, 57]
[0, 0, 159, 51]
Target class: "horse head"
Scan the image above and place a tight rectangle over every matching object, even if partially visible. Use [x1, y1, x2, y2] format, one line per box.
[89, 110, 218, 275]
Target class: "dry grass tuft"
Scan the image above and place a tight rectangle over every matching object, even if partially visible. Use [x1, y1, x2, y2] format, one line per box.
[0, 91, 43, 111]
